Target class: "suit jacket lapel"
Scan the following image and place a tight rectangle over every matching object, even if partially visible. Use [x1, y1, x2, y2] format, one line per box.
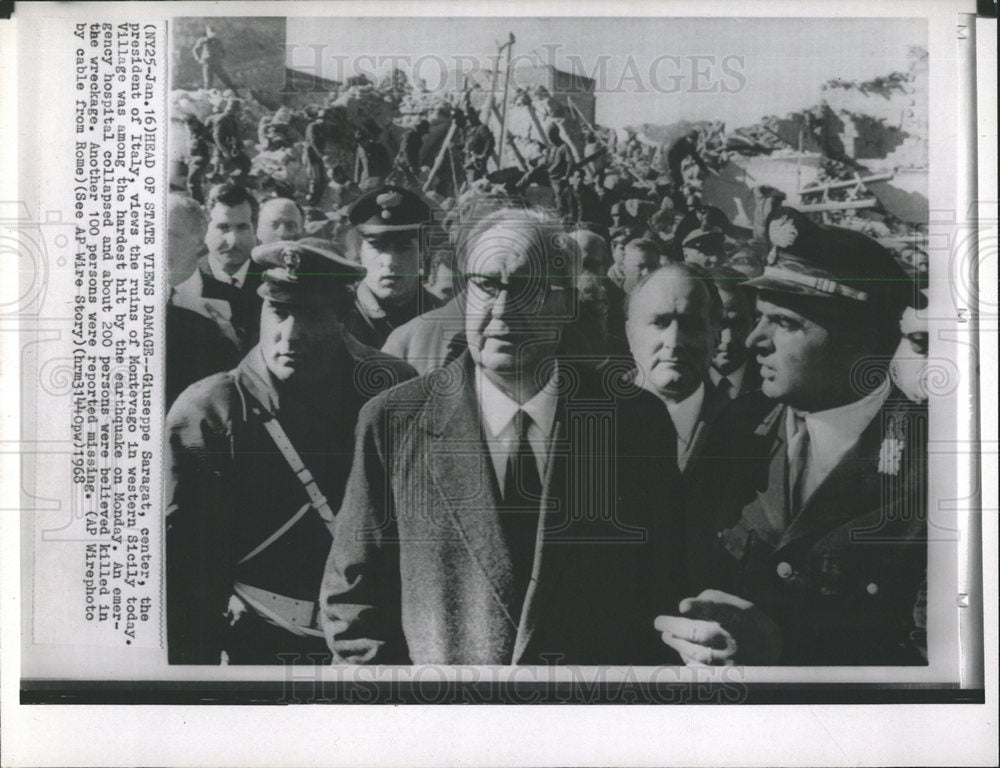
[681, 380, 729, 474]
[426, 354, 522, 632]
[512, 410, 572, 663]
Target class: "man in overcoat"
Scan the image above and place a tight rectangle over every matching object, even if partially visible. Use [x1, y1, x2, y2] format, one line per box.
[321, 207, 686, 665]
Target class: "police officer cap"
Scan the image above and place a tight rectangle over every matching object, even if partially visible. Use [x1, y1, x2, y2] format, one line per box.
[681, 227, 726, 255]
[674, 205, 729, 246]
[349, 184, 432, 236]
[744, 206, 910, 309]
[252, 237, 365, 306]
[712, 249, 763, 283]
[610, 225, 641, 244]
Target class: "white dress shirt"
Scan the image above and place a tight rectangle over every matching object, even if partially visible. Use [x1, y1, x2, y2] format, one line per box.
[787, 378, 891, 504]
[665, 382, 705, 466]
[208, 254, 251, 288]
[709, 361, 747, 399]
[475, 366, 559, 491]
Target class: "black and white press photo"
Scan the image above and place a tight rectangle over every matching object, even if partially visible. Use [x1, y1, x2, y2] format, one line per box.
[162, 15, 935, 669]
[4, 3, 994, 766]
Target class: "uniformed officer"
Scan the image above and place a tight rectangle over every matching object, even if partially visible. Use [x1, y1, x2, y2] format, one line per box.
[343, 185, 443, 349]
[165, 237, 417, 665]
[672, 205, 729, 270]
[655, 207, 927, 666]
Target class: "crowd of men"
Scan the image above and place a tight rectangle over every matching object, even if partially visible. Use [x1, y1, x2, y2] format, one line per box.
[165, 78, 931, 667]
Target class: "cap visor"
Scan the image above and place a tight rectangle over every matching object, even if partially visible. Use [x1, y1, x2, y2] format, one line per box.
[357, 223, 423, 234]
[741, 275, 834, 299]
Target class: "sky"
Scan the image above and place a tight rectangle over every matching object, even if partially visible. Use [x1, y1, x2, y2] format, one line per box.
[286, 17, 926, 130]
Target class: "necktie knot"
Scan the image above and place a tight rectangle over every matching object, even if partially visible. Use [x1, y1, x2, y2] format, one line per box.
[514, 409, 531, 442]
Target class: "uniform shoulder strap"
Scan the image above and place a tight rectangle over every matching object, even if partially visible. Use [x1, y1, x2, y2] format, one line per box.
[239, 386, 336, 524]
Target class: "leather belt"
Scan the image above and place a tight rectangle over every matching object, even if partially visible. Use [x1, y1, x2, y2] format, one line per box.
[232, 582, 323, 637]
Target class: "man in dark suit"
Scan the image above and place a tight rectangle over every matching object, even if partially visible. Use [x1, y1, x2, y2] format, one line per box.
[173, 184, 263, 354]
[166, 238, 416, 665]
[321, 207, 685, 665]
[708, 275, 762, 401]
[656, 208, 927, 666]
[165, 193, 240, 407]
[625, 263, 729, 476]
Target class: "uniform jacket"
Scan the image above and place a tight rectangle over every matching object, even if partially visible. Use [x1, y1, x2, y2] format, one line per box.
[320, 351, 688, 665]
[165, 338, 416, 664]
[685, 387, 928, 665]
[345, 281, 444, 351]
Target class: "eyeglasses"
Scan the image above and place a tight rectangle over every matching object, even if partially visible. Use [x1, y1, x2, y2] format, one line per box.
[466, 274, 567, 306]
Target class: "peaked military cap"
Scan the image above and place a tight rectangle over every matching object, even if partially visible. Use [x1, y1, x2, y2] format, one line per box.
[674, 205, 729, 248]
[712, 248, 763, 283]
[681, 227, 726, 255]
[252, 237, 365, 306]
[744, 206, 910, 308]
[610, 225, 641, 244]
[349, 184, 432, 235]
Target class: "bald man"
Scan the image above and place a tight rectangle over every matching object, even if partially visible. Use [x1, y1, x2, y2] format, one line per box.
[625, 263, 726, 475]
[257, 197, 304, 245]
[166, 194, 240, 405]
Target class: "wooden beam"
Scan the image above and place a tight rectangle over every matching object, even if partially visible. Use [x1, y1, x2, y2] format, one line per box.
[795, 199, 879, 213]
[799, 173, 895, 194]
[422, 121, 458, 193]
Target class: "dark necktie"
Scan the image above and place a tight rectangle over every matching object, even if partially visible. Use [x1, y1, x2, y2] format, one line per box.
[716, 375, 732, 399]
[500, 409, 543, 614]
[786, 410, 810, 520]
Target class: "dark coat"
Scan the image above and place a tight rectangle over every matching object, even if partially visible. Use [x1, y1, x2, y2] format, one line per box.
[344, 282, 444, 351]
[380, 297, 467, 375]
[209, 110, 242, 159]
[560, 184, 609, 229]
[165, 303, 240, 408]
[182, 257, 264, 353]
[675, 379, 732, 477]
[685, 387, 928, 665]
[165, 339, 417, 664]
[320, 352, 688, 665]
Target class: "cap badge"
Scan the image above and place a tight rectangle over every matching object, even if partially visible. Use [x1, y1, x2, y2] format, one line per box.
[376, 191, 403, 209]
[768, 216, 798, 249]
[280, 247, 301, 277]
